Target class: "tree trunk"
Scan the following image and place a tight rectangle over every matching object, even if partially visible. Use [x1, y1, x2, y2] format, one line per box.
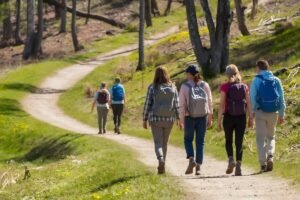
[251, 0, 258, 19]
[85, 0, 91, 24]
[59, 0, 67, 33]
[145, 0, 152, 27]
[1, 0, 13, 43]
[14, 0, 22, 44]
[164, 0, 172, 16]
[137, 0, 145, 71]
[33, 0, 43, 57]
[234, 0, 250, 35]
[151, 0, 160, 16]
[23, 0, 35, 60]
[71, 0, 83, 51]
[55, 4, 61, 19]
[44, 0, 126, 29]
[185, 0, 209, 72]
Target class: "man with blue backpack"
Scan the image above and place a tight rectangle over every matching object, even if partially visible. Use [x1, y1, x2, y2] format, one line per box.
[110, 78, 126, 134]
[250, 60, 286, 173]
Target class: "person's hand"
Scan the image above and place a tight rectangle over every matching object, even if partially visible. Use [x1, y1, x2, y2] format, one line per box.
[177, 120, 183, 130]
[248, 117, 254, 128]
[143, 121, 148, 129]
[217, 119, 222, 131]
[278, 116, 284, 125]
[207, 114, 213, 128]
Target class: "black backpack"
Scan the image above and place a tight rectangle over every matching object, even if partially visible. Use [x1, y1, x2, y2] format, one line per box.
[227, 83, 247, 116]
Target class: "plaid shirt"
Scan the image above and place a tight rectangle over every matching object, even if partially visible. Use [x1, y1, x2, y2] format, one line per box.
[143, 84, 180, 122]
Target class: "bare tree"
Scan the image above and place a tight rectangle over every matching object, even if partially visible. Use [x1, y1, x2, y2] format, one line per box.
[151, 0, 160, 16]
[145, 0, 152, 27]
[234, 0, 250, 35]
[1, 0, 13, 43]
[137, 0, 145, 71]
[14, 0, 22, 44]
[164, 0, 172, 16]
[23, 0, 35, 59]
[186, 0, 232, 77]
[85, 0, 91, 24]
[71, 0, 83, 51]
[33, 0, 43, 57]
[251, 0, 258, 19]
[59, 0, 67, 33]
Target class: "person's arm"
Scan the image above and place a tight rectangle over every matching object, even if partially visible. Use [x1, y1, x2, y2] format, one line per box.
[173, 88, 183, 129]
[204, 82, 213, 128]
[143, 86, 153, 129]
[91, 93, 98, 112]
[277, 79, 286, 124]
[217, 91, 226, 130]
[245, 90, 254, 128]
[109, 88, 113, 107]
[179, 84, 187, 125]
[122, 86, 126, 104]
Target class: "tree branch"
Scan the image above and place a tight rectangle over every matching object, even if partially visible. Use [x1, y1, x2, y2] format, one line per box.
[43, 0, 126, 29]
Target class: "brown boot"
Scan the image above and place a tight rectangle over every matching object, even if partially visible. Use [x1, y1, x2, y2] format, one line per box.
[195, 164, 201, 176]
[226, 157, 236, 174]
[185, 158, 196, 175]
[235, 161, 242, 176]
[157, 159, 165, 175]
[266, 155, 274, 172]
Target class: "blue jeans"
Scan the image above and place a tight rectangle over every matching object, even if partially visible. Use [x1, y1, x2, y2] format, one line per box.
[184, 116, 207, 164]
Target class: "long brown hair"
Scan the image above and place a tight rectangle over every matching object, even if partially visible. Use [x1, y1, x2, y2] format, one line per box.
[153, 66, 172, 89]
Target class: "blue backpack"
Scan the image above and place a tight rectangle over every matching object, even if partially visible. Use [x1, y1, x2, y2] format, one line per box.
[256, 75, 280, 112]
[112, 84, 124, 101]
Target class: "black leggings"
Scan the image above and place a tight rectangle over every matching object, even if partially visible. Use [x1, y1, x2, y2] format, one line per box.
[223, 114, 246, 161]
[112, 104, 124, 128]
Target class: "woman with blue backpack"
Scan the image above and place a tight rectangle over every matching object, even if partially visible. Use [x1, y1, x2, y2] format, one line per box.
[179, 64, 213, 176]
[143, 66, 181, 174]
[217, 64, 253, 176]
[110, 78, 126, 134]
[250, 60, 285, 173]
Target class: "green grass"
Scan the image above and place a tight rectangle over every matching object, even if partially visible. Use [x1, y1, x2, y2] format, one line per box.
[0, 9, 193, 198]
[59, 18, 300, 186]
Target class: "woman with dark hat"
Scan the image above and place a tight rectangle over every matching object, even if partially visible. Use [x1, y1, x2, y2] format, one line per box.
[179, 64, 213, 176]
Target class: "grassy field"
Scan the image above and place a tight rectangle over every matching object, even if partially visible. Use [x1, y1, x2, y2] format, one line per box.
[0, 9, 194, 199]
[59, 18, 300, 185]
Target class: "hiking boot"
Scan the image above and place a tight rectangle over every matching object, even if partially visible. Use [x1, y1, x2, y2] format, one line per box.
[103, 129, 106, 134]
[226, 157, 236, 174]
[114, 127, 117, 134]
[195, 164, 201, 176]
[185, 158, 196, 175]
[260, 165, 267, 173]
[98, 130, 102, 134]
[266, 155, 274, 172]
[117, 128, 121, 134]
[235, 161, 242, 176]
[157, 159, 165, 175]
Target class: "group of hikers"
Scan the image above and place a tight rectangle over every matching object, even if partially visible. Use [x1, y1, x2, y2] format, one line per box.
[91, 77, 126, 134]
[143, 59, 285, 176]
[91, 59, 285, 177]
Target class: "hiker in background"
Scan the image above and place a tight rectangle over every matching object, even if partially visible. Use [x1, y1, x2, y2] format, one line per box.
[91, 82, 110, 134]
[217, 65, 253, 176]
[179, 64, 213, 176]
[110, 78, 126, 134]
[250, 60, 286, 172]
[143, 66, 182, 175]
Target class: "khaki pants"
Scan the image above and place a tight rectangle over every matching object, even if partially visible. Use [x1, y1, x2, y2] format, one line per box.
[97, 107, 109, 132]
[150, 121, 174, 161]
[255, 110, 278, 165]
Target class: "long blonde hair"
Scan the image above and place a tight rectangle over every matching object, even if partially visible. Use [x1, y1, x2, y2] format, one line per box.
[226, 64, 242, 83]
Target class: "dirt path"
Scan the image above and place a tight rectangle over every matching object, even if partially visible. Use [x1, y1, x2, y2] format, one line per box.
[22, 27, 299, 200]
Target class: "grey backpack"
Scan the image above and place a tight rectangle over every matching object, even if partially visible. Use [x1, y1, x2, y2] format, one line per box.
[184, 81, 208, 117]
[153, 84, 176, 117]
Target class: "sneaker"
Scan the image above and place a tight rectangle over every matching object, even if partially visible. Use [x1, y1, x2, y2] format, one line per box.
[185, 158, 196, 175]
[157, 159, 165, 175]
[235, 161, 242, 176]
[226, 158, 236, 174]
[266, 156, 274, 172]
[195, 164, 201, 176]
[260, 165, 267, 173]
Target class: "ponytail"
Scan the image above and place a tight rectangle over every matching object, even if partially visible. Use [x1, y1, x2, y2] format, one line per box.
[193, 73, 201, 85]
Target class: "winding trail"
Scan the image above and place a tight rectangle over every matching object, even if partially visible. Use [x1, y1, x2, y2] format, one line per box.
[22, 27, 299, 200]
